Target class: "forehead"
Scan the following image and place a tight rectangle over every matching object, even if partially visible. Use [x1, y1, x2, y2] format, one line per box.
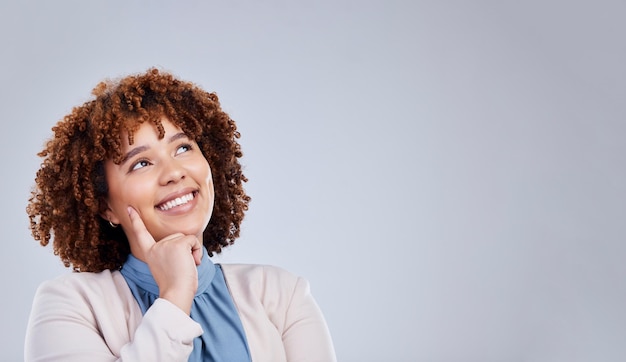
[119, 117, 184, 147]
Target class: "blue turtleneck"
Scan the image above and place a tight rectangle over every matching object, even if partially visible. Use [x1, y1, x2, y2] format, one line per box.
[120, 248, 251, 362]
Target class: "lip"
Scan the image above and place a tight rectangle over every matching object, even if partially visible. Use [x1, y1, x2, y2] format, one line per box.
[155, 187, 199, 209]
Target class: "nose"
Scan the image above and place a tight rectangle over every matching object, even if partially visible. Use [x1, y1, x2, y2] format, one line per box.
[159, 157, 186, 185]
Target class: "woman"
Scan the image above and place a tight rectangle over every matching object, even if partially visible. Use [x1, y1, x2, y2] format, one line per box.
[25, 68, 336, 361]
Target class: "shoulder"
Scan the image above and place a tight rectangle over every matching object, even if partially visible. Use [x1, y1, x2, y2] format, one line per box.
[28, 270, 136, 342]
[32, 269, 134, 316]
[218, 264, 308, 335]
[220, 264, 300, 288]
[219, 263, 310, 311]
[218, 264, 336, 361]
[36, 269, 127, 297]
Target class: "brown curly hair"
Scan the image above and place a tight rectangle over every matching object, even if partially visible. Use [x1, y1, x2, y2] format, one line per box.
[27, 68, 250, 272]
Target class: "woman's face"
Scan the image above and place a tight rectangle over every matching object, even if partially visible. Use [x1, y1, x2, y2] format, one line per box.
[103, 118, 214, 249]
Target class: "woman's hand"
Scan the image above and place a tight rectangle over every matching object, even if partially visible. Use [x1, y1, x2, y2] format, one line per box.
[126, 206, 203, 315]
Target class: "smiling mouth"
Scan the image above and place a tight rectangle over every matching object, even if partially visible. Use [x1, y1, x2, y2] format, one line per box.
[157, 191, 197, 211]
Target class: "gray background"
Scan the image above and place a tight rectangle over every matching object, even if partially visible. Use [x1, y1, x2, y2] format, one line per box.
[2, 1, 625, 361]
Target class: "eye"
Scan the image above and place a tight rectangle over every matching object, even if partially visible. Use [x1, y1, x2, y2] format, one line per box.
[175, 143, 193, 155]
[130, 159, 151, 172]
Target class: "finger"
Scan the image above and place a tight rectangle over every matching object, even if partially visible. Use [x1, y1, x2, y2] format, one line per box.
[189, 237, 203, 265]
[192, 251, 203, 265]
[159, 232, 186, 242]
[126, 206, 156, 252]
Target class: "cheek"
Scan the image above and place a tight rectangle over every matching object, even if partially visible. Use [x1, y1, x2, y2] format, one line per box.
[109, 176, 152, 211]
[125, 182, 154, 206]
[196, 158, 213, 187]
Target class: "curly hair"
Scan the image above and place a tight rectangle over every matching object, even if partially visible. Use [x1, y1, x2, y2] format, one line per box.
[27, 68, 250, 272]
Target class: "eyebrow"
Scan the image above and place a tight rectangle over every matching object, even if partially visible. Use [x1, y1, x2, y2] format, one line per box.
[119, 132, 189, 166]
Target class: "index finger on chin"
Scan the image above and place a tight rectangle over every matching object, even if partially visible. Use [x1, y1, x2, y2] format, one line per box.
[126, 206, 155, 252]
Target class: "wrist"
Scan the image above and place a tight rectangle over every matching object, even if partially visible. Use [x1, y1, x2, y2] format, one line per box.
[160, 290, 194, 315]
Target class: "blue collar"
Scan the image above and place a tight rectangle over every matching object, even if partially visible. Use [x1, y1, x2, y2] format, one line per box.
[120, 247, 251, 362]
[121, 247, 216, 297]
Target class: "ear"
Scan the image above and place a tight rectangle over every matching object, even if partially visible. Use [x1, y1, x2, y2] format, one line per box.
[99, 199, 121, 225]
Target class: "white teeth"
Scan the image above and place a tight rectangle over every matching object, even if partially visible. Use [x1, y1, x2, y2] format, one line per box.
[159, 192, 194, 211]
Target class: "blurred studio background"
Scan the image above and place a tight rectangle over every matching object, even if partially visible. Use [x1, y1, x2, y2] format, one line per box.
[1, 1, 625, 361]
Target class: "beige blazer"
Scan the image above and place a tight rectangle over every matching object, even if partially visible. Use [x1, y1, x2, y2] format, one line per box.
[24, 264, 336, 362]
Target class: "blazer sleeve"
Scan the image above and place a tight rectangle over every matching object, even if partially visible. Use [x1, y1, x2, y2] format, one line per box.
[280, 275, 337, 362]
[24, 273, 203, 362]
